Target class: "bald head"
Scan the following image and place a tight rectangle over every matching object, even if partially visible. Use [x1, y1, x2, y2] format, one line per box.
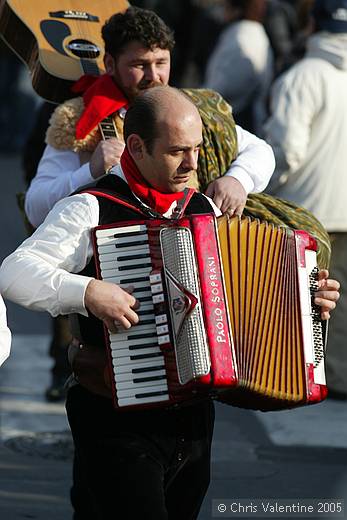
[123, 86, 201, 154]
[124, 86, 203, 194]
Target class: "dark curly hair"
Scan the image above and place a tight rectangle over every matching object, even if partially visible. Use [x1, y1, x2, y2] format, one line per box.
[102, 7, 175, 59]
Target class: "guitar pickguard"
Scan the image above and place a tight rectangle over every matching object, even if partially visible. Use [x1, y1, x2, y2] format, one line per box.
[40, 19, 70, 56]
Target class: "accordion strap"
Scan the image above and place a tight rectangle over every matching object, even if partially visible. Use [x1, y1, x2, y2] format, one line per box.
[81, 187, 196, 219]
[81, 189, 149, 216]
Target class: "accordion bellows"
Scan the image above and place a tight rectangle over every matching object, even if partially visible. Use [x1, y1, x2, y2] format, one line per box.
[93, 214, 327, 411]
[216, 216, 326, 409]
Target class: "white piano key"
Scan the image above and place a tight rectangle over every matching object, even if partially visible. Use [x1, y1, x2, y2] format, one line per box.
[118, 394, 169, 407]
[112, 352, 163, 366]
[115, 375, 167, 391]
[97, 235, 149, 249]
[109, 324, 157, 342]
[105, 273, 150, 285]
[116, 382, 168, 399]
[113, 357, 165, 375]
[96, 224, 147, 239]
[99, 249, 150, 264]
[111, 337, 159, 349]
[110, 329, 158, 348]
[98, 243, 150, 255]
[101, 266, 152, 278]
[130, 290, 153, 300]
[115, 368, 167, 383]
[112, 345, 162, 359]
[100, 256, 152, 271]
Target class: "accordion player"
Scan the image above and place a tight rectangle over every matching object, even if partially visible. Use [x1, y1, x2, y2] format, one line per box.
[92, 213, 327, 411]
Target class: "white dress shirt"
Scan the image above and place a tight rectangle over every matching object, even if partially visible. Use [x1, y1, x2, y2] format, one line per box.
[0, 167, 221, 318]
[25, 125, 275, 228]
[0, 294, 11, 366]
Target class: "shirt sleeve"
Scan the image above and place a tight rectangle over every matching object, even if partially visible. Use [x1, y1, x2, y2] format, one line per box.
[0, 295, 11, 366]
[223, 125, 275, 193]
[0, 194, 99, 317]
[25, 145, 94, 228]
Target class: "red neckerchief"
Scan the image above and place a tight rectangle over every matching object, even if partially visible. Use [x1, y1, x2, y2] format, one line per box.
[72, 74, 128, 139]
[120, 147, 184, 215]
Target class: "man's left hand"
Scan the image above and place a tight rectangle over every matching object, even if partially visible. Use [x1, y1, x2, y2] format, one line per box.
[205, 177, 247, 216]
[315, 269, 340, 320]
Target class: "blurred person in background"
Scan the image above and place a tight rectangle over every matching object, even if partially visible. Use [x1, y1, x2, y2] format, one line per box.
[0, 294, 11, 366]
[264, 0, 347, 399]
[0, 40, 36, 154]
[264, 0, 300, 74]
[204, 0, 274, 134]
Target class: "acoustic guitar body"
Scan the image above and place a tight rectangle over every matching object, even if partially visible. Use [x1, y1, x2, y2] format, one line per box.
[0, 0, 129, 102]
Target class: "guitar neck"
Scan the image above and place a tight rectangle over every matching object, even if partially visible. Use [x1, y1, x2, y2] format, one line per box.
[81, 58, 100, 76]
[99, 115, 119, 140]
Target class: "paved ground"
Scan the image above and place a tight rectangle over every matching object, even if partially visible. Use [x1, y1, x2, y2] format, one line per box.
[1, 154, 347, 520]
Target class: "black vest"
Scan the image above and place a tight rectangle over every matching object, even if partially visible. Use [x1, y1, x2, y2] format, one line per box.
[73, 175, 214, 346]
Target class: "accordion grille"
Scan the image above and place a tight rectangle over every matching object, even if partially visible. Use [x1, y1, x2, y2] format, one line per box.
[217, 216, 306, 403]
[160, 227, 210, 385]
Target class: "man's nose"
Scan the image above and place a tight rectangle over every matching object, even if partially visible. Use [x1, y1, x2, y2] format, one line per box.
[182, 150, 198, 171]
[144, 64, 160, 82]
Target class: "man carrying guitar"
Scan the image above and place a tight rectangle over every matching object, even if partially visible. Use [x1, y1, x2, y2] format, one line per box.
[24, 6, 276, 231]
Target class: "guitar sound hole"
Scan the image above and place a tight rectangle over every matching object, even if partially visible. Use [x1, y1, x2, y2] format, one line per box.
[66, 39, 100, 59]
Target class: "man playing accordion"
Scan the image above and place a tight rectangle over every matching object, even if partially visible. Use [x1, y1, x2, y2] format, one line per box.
[0, 86, 340, 520]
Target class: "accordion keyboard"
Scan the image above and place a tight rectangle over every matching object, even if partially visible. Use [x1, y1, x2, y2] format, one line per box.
[95, 224, 170, 407]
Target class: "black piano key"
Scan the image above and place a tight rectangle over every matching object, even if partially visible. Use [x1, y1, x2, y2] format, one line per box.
[130, 352, 163, 361]
[113, 230, 147, 239]
[116, 253, 150, 262]
[119, 262, 152, 271]
[129, 343, 158, 351]
[115, 240, 149, 249]
[137, 296, 152, 303]
[137, 309, 155, 316]
[138, 319, 155, 326]
[135, 390, 168, 399]
[120, 276, 149, 284]
[132, 365, 165, 374]
[133, 375, 167, 384]
[126, 332, 157, 340]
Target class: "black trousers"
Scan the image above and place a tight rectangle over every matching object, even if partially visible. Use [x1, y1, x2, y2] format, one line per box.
[66, 385, 215, 520]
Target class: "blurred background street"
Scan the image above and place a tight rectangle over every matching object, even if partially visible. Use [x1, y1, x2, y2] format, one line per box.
[1, 0, 347, 518]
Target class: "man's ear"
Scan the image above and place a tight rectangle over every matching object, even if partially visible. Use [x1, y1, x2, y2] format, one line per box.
[127, 134, 145, 160]
[104, 53, 116, 75]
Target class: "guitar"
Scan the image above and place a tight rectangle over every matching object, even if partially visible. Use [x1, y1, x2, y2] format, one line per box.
[0, 0, 129, 103]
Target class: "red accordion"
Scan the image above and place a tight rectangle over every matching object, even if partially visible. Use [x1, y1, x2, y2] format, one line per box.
[92, 214, 327, 411]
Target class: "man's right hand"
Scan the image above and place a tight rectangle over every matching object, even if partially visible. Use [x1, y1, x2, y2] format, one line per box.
[89, 138, 125, 179]
[84, 279, 139, 332]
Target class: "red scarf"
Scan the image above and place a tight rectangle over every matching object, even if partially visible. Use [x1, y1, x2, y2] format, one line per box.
[72, 74, 128, 139]
[120, 147, 184, 215]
